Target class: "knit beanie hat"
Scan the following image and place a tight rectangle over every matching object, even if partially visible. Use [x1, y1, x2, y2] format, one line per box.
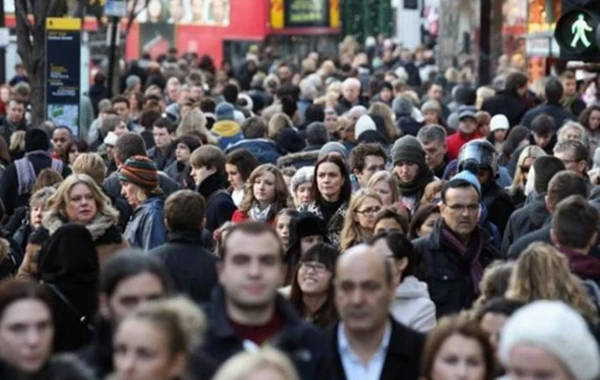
[451, 170, 481, 195]
[318, 142, 348, 161]
[290, 166, 314, 194]
[490, 114, 509, 132]
[499, 300, 600, 380]
[215, 102, 235, 121]
[118, 155, 160, 193]
[391, 135, 426, 168]
[533, 156, 565, 193]
[25, 128, 50, 152]
[354, 115, 377, 140]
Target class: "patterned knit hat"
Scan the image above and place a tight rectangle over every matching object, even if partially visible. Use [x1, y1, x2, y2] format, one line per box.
[119, 155, 160, 193]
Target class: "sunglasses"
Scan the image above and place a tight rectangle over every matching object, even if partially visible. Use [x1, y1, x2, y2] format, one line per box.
[519, 165, 531, 173]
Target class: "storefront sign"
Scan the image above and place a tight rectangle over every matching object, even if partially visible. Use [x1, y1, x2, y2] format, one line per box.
[525, 32, 559, 58]
[284, 0, 329, 27]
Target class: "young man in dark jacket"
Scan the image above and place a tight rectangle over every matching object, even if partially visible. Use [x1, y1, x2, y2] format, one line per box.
[481, 72, 529, 127]
[201, 222, 329, 380]
[190, 145, 236, 232]
[149, 189, 218, 304]
[413, 177, 500, 317]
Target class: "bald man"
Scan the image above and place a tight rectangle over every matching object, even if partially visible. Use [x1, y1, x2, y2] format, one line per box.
[328, 244, 425, 380]
[336, 77, 364, 115]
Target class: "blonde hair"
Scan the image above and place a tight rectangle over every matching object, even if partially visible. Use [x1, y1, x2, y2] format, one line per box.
[475, 86, 495, 109]
[176, 108, 218, 145]
[72, 153, 107, 186]
[268, 113, 293, 140]
[558, 121, 589, 147]
[506, 242, 598, 323]
[473, 260, 515, 310]
[212, 348, 299, 380]
[340, 188, 382, 251]
[368, 102, 400, 141]
[510, 145, 546, 195]
[366, 171, 399, 206]
[240, 164, 290, 219]
[44, 173, 118, 225]
[9, 130, 25, 153]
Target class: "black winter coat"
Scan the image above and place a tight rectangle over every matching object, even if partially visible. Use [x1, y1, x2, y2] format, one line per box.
[327, 317, 425, 380]
[149, 231, 219, 305]
[481, 181, 515, 237]
[413, 220, 500, 317]
[197, 173, 236, 233]
[481, 90, 529, 128]
[520, 102, 574, 128]
[202, 287, 331, 380]
[501, 195, 549, 255]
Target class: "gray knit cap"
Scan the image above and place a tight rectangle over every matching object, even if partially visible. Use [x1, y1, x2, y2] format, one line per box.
[391, 135, 426, 169]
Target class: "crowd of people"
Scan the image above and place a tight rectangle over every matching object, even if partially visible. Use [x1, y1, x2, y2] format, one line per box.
[0, 37, 597, 380]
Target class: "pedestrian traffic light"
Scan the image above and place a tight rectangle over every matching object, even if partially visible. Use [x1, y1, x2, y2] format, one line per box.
[555, 0, 600, 61]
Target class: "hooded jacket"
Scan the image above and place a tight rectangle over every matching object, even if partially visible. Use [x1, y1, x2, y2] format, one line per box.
[389, 276, 436, 333]
[226, 138, 282, 165]
[501, 194, 549, 255]
[481, 89, 529, 128]
[211, 120, 244, 151]
[124, 196, 167, 251]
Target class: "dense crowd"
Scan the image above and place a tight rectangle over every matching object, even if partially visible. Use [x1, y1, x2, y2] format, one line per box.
[0, 38, 596, 380]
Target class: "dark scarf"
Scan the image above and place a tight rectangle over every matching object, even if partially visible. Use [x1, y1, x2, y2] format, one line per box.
[439, 222, 485, 292]
[397, 167, 434, 197]
[560, 247, 600, 281]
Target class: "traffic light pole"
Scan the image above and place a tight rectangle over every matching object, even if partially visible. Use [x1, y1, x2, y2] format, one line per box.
[478, 0, 491, 86]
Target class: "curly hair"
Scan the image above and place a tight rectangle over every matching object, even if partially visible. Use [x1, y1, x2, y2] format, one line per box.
[506, 242, 598, 323]
[472, 260, 515, 311]
[239, 164, 290, 221]
[339, 188, 382, 251]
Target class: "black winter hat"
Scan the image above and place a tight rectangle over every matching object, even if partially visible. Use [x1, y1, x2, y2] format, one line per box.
[25, 128, 50, 153]
[533, 156, 566, 194]
[286, 212, 328, 258]
[391, 135, 426, 169]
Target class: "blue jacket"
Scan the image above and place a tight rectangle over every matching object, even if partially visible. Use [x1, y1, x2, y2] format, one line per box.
[226, 138, 282, 165]
[124, 196, 167, 251]
[202, 287, 331, 380]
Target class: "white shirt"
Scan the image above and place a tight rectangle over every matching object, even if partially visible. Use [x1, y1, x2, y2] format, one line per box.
[337, 321, 392, 380]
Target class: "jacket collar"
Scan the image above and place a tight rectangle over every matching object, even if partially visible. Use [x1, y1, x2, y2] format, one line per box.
[198, 173, 225, 199]
[427, 218, 492, 251]
[167, 230, 204, 244]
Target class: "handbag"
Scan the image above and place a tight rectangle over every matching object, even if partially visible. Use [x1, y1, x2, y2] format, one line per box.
[45, 283, 95, 333]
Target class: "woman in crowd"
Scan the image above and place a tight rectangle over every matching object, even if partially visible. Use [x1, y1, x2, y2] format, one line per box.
[472, 261, 515, 310]
[8, 186, 55, 253]
[164, 134, 202, 189]
[225, 148, 260, 207]
[300, 155, 351, 247]
[499, 301, 600, 380]
[579, 105, 600, 157]
[289, 166, 314, 208]
[231, 164, 289, 224]
[557, 121, 588, 145]
[119, 156, 167, 251]
[38, 173, 128, 267]
[408, 203, 441, 239]
[421, 315, 496, 380]
[367, 170, 400, 208]
[66, 138, 90, 167]
[113, 297, 206, 380]
[506, 242, 598, 324]
[373, 207, 409, 235]
[284, 212, 328, 285]
[368, 102, 400, 143]
[421, 100, 446, 128]
[212, 348, 299, 380]
[176, 107, 219, 145]
[498, 126, 529, 167]
[274, 208, 298, 250]
[339, 189, 383, 251]
[371, 231, 436, 332]
[289, 243, 339, 329]
[507, 145, 545, 206]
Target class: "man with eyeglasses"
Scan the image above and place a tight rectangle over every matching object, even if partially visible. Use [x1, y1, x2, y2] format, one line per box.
[553, 140, 590, 183]
[413, 176, 501, 317]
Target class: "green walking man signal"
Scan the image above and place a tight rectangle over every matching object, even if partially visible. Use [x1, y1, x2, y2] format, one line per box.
[571, 13, 593, 48]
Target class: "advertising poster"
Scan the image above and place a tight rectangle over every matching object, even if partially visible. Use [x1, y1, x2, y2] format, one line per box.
[139, 22, 176, 59]
[136, 0, 230, 26]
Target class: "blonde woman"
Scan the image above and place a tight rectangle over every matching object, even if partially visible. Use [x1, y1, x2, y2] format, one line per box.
[176, 107, 218, 145]
[339, 188, 383, 251]
[367, 170, 399, 207]
[368, 102, 400, 142]
[231, 164, 290, 225]
[506, 242, 598, 324]
[557, 120, 589, 147]
[212, 348, 299, 380]
[507, 145, 545, 206]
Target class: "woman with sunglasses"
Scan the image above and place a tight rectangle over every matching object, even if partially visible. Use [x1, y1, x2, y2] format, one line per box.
[339, 188, 383, 251]
[507, 145, 545, 207]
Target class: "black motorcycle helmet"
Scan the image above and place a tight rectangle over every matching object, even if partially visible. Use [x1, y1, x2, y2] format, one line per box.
[457, 139, 498, 177]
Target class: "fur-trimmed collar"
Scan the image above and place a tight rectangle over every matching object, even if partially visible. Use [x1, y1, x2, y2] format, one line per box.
[43, 210, 117, 241]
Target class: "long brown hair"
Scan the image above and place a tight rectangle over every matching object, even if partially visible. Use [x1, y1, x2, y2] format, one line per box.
[239, 164, 290, 218]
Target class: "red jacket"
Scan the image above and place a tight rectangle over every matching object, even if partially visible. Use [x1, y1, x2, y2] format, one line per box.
[446, 131, 482, 161]
[231, 209, 275, 225]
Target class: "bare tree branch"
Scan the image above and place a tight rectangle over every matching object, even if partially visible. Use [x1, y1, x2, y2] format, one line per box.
[126, 0, 149, 35]
[14, 0, 34, 30]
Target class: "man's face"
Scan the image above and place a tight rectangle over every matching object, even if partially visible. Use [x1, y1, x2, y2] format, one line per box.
[190, 85, 204, 101]
[428, 84, 443, 101]
[335, 248, 392, 334]
[343, 84, 359, 103]
[167, 81, 180, 101]
[422, 140, 446, 170]
[277, 66, 291, 83]
[190, 165, 215, 185]
[7, 101, 24, 124]
[356, 155, 385, 186]
[532, 132, 552, 148]
[52, 128, 71, 155]
[219, 231, 284, 312]
[554, 149, 586, 175]
[562, 78, 577, 97]
[101, 272, 166, 325]
[458, 117, 477, 135]
[393, 161, 420, 184]
[113, 101, 130, 122]
[440, 186, 480, 239]
[153, 126, 173, 150]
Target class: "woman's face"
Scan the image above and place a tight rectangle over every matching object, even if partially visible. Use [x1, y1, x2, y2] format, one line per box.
[418, 212, 440, 237]
[380, 88, 392, 103]
[431, 334, 487, 380]
[115, 121, 128, 137]
[423, 110, 439, 125]
[374, 218, 404, 235]
[300, 235, 323, 254]
[148, 0, 163, 20]
[66, 183, 98, 225]
[372, 180, 394, 206]
[0, 300, 53, 374]
[114, 318, 185, 380]
[225, 164, 244, 190]
[121, 182, 142, 208]
[30, 204, 45, 228]
[129, 93, 139, 111]
[493, 129, 507, 142]
[507, 344, 573, 380]
[68, 146, 80, 165]
[295, 182, 313, 206]
[317, 162, 344, 200]
[590, 110, 600, 131]
[253, 171, 277, 205]
[175, 143, 191, 163]
[297, 261, 332, 296]
[354, 197, 382, 230]
[275, 214, 292, 248]
[563, 127, 582, 141]
[0, 87, 10, 103]
[520, 157, 534, 184]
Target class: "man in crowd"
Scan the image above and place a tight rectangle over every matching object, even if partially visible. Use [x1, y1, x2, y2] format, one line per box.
[51, 126, 72, 161]
[202, 222, 329, 379]
[561, 71, 586, 117]
[553, 140, 590, 182]
[336, 78, 363, 115]
[225, 116, 281, 164]
[446, 108, 481, 160]
[0, 99, 27, 145]
[147, 117, 176, 170]
[112, 95, 141, 132]
[349, 143, 387, 190]
[521, 78, 573, 128]
[482, 71, 529, 127]
[417, 125, 449, 179]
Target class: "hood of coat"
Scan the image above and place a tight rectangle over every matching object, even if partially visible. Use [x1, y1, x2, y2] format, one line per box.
[395, 276, 431, 299]
[43, 210, 116, 241]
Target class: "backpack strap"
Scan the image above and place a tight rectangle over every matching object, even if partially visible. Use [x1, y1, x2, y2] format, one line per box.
[45, 283, 95, 333]
[14, 157, 36, 196]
